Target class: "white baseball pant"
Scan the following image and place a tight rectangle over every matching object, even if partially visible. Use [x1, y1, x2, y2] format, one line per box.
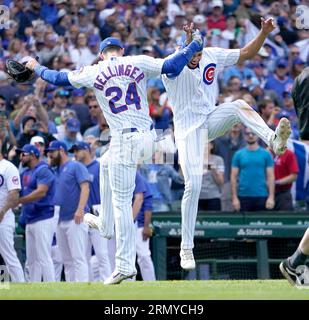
[87, 228, 112, 281]
[51, 244, 63, 281]
[56, 220, 89, 282]
[98, 128, 156, 276]
[0, 225, 25, 282]
[25, 217, 55, 282]
[136, 226, 156, 281]
[178, 99, 275, 250]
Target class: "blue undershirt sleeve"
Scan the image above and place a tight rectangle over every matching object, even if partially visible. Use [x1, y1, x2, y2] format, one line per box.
[161, 41, 200, 77]
[34, 65, 71, 86]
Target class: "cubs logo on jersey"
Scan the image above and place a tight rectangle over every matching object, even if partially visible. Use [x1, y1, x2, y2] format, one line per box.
[0, 174, 4, 187]
[203, 63, 216, 85]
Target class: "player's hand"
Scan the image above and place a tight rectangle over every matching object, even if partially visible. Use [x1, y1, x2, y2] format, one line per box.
[261, 17, 276, 35]
[266, 196, 275, 210]
[25, 58, 39, 71]
[183, 23, 194, 45]
[142, 226, 153, 241]
[232, 197, 241, 212]
[192, 29, 203, 48]
[74, 209, 84, 224]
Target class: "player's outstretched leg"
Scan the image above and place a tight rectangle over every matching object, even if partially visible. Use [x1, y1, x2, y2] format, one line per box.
[207, 99, 291, 155]
[280, 228, 309, 287]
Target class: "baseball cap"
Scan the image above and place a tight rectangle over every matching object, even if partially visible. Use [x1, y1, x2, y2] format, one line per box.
[248, 61, 264, 68]
[193, 15, 206, 25]
[30, 136, 45, 145]
[78, 8, 88, 16]
[293, 57, 305, 65]
[159, 21, 172, 30]
[68, 141, 91, 153]
[210, 0, 223, 8]
[99, 37, 123, 53]
[99, 8, 116, 21]
[88, 34, 100, 47]
[57, 9, 67, 20]
[66, 118, 81, 132]
[16, 144, 40, 158]
[72, 88, 85, 97]
[55, 89, 70, 98]
[276, 58, 288, 68]
[45, 140, 68, 152]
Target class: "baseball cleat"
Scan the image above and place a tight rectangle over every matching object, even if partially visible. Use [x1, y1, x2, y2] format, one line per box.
[271, 118, 291, 155]
[279, 259, 309, 287]
[104, 271, 136, 285]
[180, 249, 196, 270]
[84, 213, 99, 229]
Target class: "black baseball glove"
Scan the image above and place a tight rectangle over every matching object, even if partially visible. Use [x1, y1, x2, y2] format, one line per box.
[5, 59, 35, 83]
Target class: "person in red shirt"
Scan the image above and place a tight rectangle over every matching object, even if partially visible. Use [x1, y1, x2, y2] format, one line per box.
[272, 149, 298, 210]
[207, 0, 227, 32]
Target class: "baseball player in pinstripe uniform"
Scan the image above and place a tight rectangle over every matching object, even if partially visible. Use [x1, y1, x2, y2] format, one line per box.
[0, 139, 25, 282]
[162, 18, 292, 270]
[26, 33, 204, 284]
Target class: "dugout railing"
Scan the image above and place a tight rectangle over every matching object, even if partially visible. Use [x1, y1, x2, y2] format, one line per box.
[151, 211, 309, 280]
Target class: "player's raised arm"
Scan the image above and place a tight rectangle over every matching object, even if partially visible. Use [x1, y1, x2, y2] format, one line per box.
[161, 29, 204, 76]
[237, 17, 276, 64]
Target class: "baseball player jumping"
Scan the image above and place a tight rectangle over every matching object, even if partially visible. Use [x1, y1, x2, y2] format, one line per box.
[162, 18, 291, 270]
[26, 32, 204, 284]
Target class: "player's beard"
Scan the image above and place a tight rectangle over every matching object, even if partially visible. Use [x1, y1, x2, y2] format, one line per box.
[50, 151, 61, 167]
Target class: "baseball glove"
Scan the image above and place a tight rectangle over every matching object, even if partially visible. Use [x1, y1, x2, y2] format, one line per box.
[5, 59, 35, 83]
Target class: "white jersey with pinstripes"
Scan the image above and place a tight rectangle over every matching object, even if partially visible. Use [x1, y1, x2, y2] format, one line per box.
[162, 47, 240, 139]
[0, 159, 21, 227]
[68, 55, 164, 132]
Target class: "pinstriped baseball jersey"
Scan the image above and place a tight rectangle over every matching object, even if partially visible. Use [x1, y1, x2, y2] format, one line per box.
[162, 48, 240, 139]
[68, 55, 164, 132]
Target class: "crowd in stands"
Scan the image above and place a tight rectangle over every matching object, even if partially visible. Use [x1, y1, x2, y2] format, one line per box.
[0, 0, 308, 214]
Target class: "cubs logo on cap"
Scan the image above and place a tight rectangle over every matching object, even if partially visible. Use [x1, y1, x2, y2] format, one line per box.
[203, 63, 216, 85]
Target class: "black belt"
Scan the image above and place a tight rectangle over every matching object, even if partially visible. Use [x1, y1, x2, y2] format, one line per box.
[122, 124, 154, 134]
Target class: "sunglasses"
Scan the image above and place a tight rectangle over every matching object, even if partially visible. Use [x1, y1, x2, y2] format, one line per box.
[21, 152, 30, 157]
[245, 132, 256, 136]
[89, 105, 99, 109]
[0, 102, 6, 107]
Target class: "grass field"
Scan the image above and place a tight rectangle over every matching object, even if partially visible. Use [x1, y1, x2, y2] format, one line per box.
[0, 280, 309, 300]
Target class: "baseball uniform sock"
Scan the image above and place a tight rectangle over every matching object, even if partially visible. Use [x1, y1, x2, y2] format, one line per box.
[289, 248, 308, 269]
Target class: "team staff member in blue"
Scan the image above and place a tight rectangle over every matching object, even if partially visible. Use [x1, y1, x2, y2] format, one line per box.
[70, 141, 112, 281]
[46, 140, 90, 282]
[17, 144, 56, 282]
[133, 172, 156, 281]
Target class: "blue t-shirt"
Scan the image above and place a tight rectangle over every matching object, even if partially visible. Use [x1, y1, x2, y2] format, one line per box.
[134, 172, 153, 228]
[86, 160, 100, 208]
[232, 147, 274, 197]
[264, 75, 294, 103]
[53, 161, 90, 221]
[21, 161, 55, 224]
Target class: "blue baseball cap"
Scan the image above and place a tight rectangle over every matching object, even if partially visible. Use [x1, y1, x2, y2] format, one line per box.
[45, 140, 68, 152]
[66, 118, 81, 132]
[99, 37, 123, 53]
[68, 141, 91, 153]
[293, 57, 305, 65]
[16, 144, 40, 158]
[276, 58, 288, 68]
[72, 88, 85, 97]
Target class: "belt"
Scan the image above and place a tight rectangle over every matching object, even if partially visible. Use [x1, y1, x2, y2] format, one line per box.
[122, 124, 154, 134]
